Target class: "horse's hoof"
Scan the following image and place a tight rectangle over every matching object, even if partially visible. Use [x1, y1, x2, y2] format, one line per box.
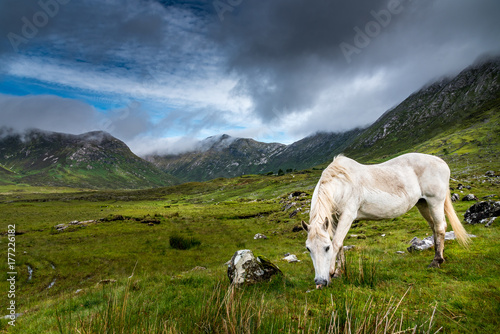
[428, 261, 440, 268]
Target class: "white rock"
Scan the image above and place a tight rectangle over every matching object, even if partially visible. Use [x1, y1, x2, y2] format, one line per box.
[283, 254, 300, 263]
[227, 250, 281, 285]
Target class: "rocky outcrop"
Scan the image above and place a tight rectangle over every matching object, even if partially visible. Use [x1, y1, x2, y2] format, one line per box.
[279, 191, 311, 219]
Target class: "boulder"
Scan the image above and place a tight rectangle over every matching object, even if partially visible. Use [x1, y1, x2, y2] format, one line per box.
[464, 201, 500, 224]
[462, 194, 478, 201]
[451, 193, 460, 202]
[227, 250, 282, 285]
[407, 236, 434, 252]
[54, 224, 67, 231]
[407, 231, 476, 252]
[485, 171, 496, 177]
[283, 254, 300, 263]
[253, 233, 268, 240]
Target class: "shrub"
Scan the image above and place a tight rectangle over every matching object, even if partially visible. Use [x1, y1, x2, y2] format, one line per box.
[169, 234, 201, 250]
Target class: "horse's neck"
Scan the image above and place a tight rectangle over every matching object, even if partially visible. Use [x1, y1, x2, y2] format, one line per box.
[310, 179, 345, 234]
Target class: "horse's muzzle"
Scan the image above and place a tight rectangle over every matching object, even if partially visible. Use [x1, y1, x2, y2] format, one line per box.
[315, 278, 328, 289]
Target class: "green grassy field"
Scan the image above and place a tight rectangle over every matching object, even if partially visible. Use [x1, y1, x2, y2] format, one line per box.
[0, 123, 499, 333]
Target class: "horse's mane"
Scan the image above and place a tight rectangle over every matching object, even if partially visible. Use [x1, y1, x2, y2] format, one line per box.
[309, 155, 352, 238]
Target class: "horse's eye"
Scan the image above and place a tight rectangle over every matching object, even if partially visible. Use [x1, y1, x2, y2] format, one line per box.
[325, 246, 330, 252]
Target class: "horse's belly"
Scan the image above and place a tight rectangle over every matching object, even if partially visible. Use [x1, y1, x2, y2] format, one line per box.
[356, 193, 416, 220]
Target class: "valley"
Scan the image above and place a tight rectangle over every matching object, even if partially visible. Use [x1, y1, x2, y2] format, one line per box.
[0, 57, 498, 333]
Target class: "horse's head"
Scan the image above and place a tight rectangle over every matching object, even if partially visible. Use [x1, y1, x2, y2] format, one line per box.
[302, 219, 334, 289]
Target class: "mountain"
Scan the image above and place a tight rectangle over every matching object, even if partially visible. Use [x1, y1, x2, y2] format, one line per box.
[345, 56, 500, 160]
[145, 134, 287, 182]
[0, 129, 177, 189]
[145, 128, 364, 182]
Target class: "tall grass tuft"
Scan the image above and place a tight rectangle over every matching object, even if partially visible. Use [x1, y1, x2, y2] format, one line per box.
[197, 282, 267, 333]
[341, 252, 378, 288]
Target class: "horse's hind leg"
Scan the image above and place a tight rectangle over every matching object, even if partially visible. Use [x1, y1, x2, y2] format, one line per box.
[416, 199, 446, 268]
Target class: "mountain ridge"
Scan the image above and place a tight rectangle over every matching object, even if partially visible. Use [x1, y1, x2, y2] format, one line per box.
[145, 128, 363, 182]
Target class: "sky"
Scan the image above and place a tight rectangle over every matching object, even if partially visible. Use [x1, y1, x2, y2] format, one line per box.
[0, 0, 499, 156]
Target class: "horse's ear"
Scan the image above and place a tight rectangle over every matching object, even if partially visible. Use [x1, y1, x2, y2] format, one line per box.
[323, 217, 329, 231]
[301, 221, 309, 232]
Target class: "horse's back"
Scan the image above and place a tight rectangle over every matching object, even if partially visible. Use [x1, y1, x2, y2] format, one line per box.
[331, 153, 450, 220]
[375, 153, 450, 200]
[335, 153, 450, 202]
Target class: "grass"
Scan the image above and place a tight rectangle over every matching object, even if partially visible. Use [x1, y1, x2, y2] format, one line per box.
[51, 273, 441, 334]
[0, 125, 499, 332]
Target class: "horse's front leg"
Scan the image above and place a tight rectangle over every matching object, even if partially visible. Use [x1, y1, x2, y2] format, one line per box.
[331, 246, 345, 278]
[329, 211, 356, 278]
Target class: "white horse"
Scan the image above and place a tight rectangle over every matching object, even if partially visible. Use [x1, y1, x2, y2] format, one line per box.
[301, 153, 470, 289]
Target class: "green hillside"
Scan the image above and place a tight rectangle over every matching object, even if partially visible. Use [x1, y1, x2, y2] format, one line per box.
[0, 130, 178, 189]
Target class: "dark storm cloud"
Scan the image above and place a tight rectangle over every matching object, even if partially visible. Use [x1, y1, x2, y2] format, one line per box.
[1, 0, 168, 61]
[0, 94, 153, 142]
[209, 0, 407, 121]
[0, 94, 99, 134]
[207, 0, 500, 131]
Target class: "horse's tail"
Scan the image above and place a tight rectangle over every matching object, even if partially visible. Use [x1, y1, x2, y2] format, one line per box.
[444, 191, 471, 247]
